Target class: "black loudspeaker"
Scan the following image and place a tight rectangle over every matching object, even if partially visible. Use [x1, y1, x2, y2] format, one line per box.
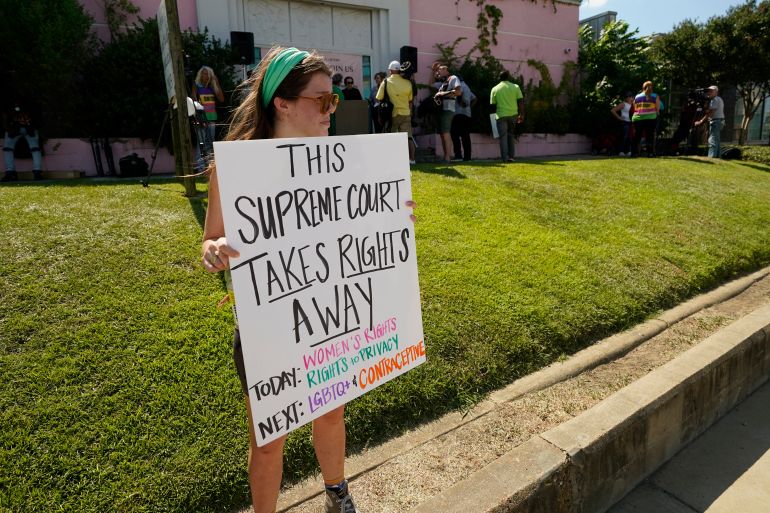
[230, 31, 255, 65]
[400, 45, 417, 77]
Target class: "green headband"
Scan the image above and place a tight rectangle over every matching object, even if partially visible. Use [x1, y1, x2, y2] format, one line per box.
[261, 47, 310, 108]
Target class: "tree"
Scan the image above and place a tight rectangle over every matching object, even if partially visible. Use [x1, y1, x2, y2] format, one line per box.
[100, 0, 140, 42]
[708, 1, 770, 144]
[573, 21, 663, 136]
[651, 1, 770, 145]
[578, 21, 659, 98]
[83, 19, 238, 141]
[0, 0, 97, 135]
[650, 20, 712, 90]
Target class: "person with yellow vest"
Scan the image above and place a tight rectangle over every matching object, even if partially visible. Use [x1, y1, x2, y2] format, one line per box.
[631, 81, 660, 157]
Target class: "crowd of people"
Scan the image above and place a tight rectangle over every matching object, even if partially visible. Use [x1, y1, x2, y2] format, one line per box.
[2, 58, 726, 184]
[148, 66, 731, 170]
[609, 81, 724, 159]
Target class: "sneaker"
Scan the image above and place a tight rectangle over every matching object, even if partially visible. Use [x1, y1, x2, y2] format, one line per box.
[325, 484, 358, 513]
[450, 157, 463, 162]
[506, 157, 515, 163]
[618, 152, 626, 157]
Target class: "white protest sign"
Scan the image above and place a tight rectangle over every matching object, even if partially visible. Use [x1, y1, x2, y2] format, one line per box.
[489, 113, 500, 139]
[214, 133, 425, 446]
[157, 0, 175, 101]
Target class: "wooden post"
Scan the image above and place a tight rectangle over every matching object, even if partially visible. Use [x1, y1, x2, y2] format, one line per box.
[158, 0, 197, 197]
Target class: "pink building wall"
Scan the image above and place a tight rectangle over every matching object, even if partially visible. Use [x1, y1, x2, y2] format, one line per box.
[409, 0, 579, 88]
[82, 0, 198, 41]
[3, 1, 583, 176]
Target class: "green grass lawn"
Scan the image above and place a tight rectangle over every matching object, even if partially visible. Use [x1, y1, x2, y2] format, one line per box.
[2, 157, 770, 512]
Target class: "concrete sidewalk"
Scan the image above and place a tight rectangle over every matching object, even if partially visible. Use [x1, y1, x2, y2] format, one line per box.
[262, 269, 770, 513]
[609, 381, 770, 513]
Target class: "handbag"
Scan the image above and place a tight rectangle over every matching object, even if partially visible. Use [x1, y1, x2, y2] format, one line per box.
[376, 79, 394, 126]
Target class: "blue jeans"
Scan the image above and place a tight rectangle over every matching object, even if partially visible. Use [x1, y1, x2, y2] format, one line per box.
[496, 116, 517, 159]
[618, 121, 631, 154]
[194, 123, 215, 171]
[4, 128, 42, 171]
[708, 119, 724, 158]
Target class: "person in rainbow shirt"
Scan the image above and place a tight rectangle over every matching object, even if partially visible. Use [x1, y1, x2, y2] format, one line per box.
[192, 66, 225, 169]
[631, 81, 660, 157]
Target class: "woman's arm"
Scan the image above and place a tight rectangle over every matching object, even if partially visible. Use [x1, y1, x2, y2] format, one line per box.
[202, 170, 239, 272]
[610, 102, 623, 120]
[212, 76, 225, 102]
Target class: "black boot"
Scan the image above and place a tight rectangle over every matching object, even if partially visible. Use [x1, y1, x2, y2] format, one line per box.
[1, 171, 18, 182]
[33, 170, 43, 180]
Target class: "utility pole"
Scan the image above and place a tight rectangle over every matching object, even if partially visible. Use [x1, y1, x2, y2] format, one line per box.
[158, 0, 197, 197]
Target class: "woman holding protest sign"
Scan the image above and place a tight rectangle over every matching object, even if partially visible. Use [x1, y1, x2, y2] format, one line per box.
[201, 45, 415, 513]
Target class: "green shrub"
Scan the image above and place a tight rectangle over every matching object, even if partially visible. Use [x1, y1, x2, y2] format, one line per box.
[83, 19, 238, 141]
[423, 39, 574, 136]
[738, 145, 770, 165]
[0, 0, 97, 136]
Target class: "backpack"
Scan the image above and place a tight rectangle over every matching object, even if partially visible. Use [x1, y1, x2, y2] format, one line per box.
[376, 79, 394, 128]
[118, 153, 149, 177]
[720, 147, 741, 160]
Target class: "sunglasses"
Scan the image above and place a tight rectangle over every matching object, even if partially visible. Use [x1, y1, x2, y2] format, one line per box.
[291, 93, 340, 113]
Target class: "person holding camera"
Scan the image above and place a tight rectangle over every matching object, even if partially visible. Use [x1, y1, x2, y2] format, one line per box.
[451, 77, 476, 161]
[694, 85, 724, 158]
[432, 63, 462, 164]
[376, 60, 415, 164]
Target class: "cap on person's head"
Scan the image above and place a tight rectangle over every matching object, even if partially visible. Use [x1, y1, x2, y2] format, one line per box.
[707, 85, 718, 92]
[388, 60, 401, 71]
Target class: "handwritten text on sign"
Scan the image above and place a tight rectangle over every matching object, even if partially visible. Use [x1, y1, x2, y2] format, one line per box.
[214, 133, 425, 446]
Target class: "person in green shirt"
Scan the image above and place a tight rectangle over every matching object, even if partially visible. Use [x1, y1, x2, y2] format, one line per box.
[490, 71, 525, 162]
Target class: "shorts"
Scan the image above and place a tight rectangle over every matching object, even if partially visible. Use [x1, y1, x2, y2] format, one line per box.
[390, 114, 413, 137]
[233, 329, 248, 395]
[440, 110, 455, 133]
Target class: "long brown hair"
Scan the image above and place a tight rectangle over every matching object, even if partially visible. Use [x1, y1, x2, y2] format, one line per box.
[225, 46, 331, 142]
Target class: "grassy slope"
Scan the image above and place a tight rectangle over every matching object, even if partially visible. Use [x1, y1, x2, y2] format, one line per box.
[2, 158, 770, 512]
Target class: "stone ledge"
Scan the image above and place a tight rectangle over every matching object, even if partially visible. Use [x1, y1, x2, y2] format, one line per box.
[411, 304, 770, 513]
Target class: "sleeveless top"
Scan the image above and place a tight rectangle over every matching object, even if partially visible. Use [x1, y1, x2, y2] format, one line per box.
[620, 102, 631, 122]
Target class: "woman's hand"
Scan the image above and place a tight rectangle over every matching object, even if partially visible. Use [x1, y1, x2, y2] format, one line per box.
[202, 237, 241, 273]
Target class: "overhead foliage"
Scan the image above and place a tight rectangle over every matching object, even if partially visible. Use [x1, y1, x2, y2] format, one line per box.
[705, 0, 770, 144]
[101, 0, 140, 41]
[83, 19, 238, 140]
[573, 21, 663, 137]
[578, 21, 660, 99]
[649, 20, 711, 90]
[651, 0, 770, 144]
[0, 0, 97, 134]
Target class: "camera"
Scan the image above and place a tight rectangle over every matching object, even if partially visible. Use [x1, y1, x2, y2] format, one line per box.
[687, 87, 709, 105]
